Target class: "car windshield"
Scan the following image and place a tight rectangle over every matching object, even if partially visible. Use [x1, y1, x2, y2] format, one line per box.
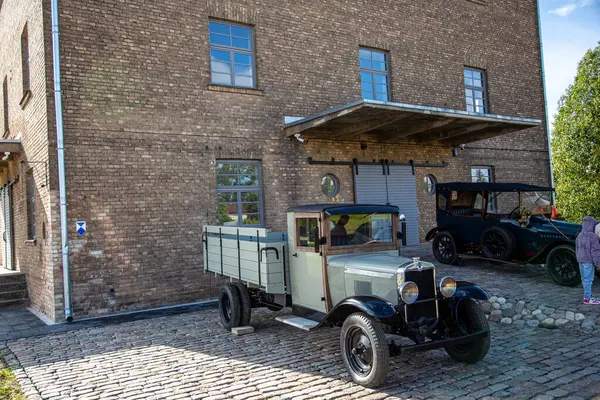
[329, 213, 394, 247]
[521, 191, 553, 215]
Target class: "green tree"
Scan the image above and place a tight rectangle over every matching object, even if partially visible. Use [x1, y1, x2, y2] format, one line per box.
[551, 43, 600, 222]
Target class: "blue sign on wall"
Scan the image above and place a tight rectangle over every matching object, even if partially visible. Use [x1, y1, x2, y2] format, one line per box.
[76, 221, 86, 236]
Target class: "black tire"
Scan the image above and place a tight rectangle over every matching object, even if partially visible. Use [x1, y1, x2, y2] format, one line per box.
[340, 312, 389, 388]
[432, 231, 458, 265]
[546, 245, 580, 287]
[480, 226, 515, 261]
[232, 282, 252, 326]
[218, 283, 242, 330]
[445, 299, 490, 363]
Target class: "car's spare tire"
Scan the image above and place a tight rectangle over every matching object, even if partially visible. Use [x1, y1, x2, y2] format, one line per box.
[480, 226, 516, 261]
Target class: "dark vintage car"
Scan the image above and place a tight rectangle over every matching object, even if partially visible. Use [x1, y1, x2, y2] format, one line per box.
[425, 182, 583, 286]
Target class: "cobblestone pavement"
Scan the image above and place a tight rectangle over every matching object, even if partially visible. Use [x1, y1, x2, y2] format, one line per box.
[402, 245, 597, 316]
[4, 307, 600, 400]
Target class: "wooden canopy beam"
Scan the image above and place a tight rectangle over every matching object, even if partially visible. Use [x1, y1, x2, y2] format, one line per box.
[416, 122, 497, 145]
[333, 113, 412, 139]
[378, 118, 457, 143]
[442, 126, 526, 147]
[284, 104, 364, 137]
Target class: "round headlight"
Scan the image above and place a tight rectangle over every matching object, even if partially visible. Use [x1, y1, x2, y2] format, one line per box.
[399, 281, 419, 304]
[439, 276, 457, 298]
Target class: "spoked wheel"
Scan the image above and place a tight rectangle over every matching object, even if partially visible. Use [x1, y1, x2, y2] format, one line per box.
[445, 299, 490, 363]
[546, 245, 580, 287]
[480, 226, 515, 261]
[340, 313, 388, 388]
[218, 283, 242, 330]
[432, 231, 458, 265]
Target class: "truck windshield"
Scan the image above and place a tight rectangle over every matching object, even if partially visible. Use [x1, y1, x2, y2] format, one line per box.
[329, 213, 394, 247]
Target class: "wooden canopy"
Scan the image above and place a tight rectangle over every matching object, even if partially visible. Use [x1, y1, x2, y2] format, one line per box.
[0, 139, 22, 154]
[284, 100, 541, 146]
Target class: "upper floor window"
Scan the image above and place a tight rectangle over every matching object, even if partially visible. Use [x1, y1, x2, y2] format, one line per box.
[471, 166, 494, 183]
[2, 77, 8, 134]
[209, 21, 255, 88]
[216, 160, 263, 226]
[21, 24, 30, 95]
[464, 68, 487, 113]
[359, 48, 389, 101]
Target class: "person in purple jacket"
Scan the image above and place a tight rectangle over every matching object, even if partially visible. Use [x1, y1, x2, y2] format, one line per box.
[576, 216, 600, 304]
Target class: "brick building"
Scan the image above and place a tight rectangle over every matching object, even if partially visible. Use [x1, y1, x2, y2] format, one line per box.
[0, 0, 551, 322]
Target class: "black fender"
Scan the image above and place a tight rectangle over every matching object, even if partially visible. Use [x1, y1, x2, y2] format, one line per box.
[425, 227, 438, 241]
[454, 281, 489, 301]
[320, 296, 397, 326]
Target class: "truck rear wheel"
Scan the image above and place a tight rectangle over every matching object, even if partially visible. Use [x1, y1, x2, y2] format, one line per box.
[218, 283, 242, 330]
[340, 312, 389, 388]
[232, 282, 252, 326]
[444, 299, 490, 364]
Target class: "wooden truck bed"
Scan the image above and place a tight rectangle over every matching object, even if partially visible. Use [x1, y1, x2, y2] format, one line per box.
[203, 225, 288, 294]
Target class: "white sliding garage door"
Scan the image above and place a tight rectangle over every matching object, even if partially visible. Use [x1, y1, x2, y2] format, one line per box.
[354, 164, 420, 246]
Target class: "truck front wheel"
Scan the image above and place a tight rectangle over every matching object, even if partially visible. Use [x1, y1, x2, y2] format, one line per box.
[444, 299, 490, 364]
[218, 283, 242, 330]
[340, 313, 389, 388]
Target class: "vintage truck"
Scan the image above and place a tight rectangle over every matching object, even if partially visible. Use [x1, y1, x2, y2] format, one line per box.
[203, 204, 490, 387]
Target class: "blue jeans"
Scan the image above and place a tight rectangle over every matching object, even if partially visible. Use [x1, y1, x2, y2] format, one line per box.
[580, 263, 595, 299]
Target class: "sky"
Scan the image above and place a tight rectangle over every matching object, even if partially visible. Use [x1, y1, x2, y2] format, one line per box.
[539, 0, 600, 130]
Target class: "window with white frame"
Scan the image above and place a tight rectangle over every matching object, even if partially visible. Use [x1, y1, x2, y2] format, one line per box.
[471, 166, 493, 183]
[464, 68, 487, 113]
[359, 48, 390, 101]
[209, 20, 255, 88]
[216, 160, 263, 226]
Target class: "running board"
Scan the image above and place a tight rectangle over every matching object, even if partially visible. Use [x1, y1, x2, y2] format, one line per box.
[276, 316, 319, 331]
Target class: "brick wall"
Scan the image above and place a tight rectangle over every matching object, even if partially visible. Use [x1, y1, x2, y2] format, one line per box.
[4, 0, 551, 320]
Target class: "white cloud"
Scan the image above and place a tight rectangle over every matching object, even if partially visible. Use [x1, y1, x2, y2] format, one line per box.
[579, 0, 596, 7]
[549, 4, 577, 16]
[548, 0, 596, 16]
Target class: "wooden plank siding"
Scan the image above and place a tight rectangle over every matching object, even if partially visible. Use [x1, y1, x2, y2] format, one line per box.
[204, 225, 288, 294]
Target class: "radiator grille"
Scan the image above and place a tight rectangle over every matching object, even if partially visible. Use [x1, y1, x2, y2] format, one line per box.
[404, 268, 437, 321]
[405, 268, 435, 300]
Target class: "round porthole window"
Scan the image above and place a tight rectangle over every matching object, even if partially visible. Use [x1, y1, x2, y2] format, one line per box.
[424, 174, 437, 196]
[321, 174, 340, 198]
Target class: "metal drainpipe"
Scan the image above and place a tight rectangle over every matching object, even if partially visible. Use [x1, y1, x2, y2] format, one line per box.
[536, 0, 555, 194]
[51, 0, 73, 322]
